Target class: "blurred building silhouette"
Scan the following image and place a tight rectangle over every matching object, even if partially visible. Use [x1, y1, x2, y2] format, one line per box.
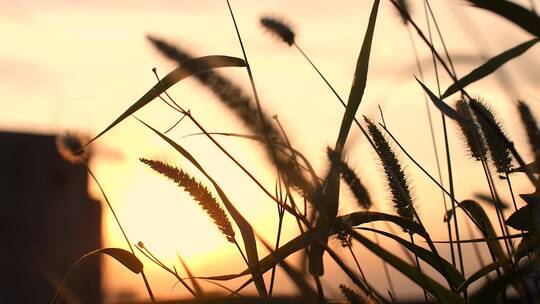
[0, 131, 101, 303]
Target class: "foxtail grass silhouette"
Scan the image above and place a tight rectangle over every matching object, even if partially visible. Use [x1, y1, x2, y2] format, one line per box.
[517, 100, 540, 164]
[470, 99, 513, 177]
[364, 117, 416, 224]
[140, 158, 236, 243]
[455, 99, 487, 161]
[260, 17, 295, 46]
[327, 147, 372, 210]
[52, 2, 540, 302]
[339, 284, 370, 304]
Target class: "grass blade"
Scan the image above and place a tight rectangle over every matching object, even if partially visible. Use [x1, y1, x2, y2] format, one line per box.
[94, 248, 144, 273]
[177, 253, 204, 296]
[415, 77, 469, 125]
[309, 0, 380, 276]
[470, 266, 531, 304]
[86, 55, 246, 146]
[50, 248, 143, 304]
[347, 230, 465, 303]
[457, 260, 507, 293]
[442, 38, 539, 98]
[338, 211, 426, 237]
[357, 227, 464, 289]
[203, 211, 426, 282]
[447, 200, 506, 262]
[466, 0, 540, 38]
[258, 236, 319, 301]
[335, 0, 380, 152]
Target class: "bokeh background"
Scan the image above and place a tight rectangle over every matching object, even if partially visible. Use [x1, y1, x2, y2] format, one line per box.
[2, 0, 540, 302]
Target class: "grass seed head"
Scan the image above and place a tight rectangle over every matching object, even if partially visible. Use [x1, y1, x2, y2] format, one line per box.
[469, 99, 512, 176]
[517, 100, 540, 160]
[56, 131, 89, 164]
[140, 158, 236, 243]
[327, 147, 372, 210]
[364, 117, 417, 226]
[339, 284, 370, 304]
[455, 99, 487, 161]
[260, 16, 296, 46]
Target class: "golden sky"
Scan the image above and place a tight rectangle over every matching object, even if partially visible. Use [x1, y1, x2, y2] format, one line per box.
[2, 0, 540, 302]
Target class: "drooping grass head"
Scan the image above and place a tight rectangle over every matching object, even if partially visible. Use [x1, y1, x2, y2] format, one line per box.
[260, 16, 295, 46]
[364, 117, 417, 225]
[455, 99, 487, 161]
[469, 99, 512, 177]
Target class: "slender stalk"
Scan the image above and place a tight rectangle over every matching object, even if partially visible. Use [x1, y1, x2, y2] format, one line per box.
[405, 20, 455, 269]
[410, 234, 429, 303]
[347, 245, 369, 286]
[504, 172, 519, 211]
[233, 240, 249, 266]
[85, 166, 155, 302]
[479, 160, 514, 261]
[269, 177, 286, 297]
[371, 221, 397, 299]
[421, 0, 465, 280]
[268, 208, 285, 297]
[135, 245, 197, 297]
[225, 0, 279, 171]
[464, 218, 490, 285]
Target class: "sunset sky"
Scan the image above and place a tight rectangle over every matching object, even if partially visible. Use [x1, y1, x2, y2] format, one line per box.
[2, 0, 540, 302]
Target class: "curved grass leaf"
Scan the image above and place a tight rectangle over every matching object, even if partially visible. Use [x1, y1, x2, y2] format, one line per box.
[50, 248, 142, 304]
[85, 55, 246, 146]
[448, 200, 506, 262]
[470, 266, 530, 304]
[357, 227, 464, 288]
[466, 0, 540, 38]
[347, 230, 465, 303]
[338, 211, 427, 237]
[442, 38, 539, 98]
[475, 192, 509, 210]
[200, 231, 313, 281]
[457, 260, 506, 293]
[93, 248, 143, 273]
[258, 235, 318, 301]
[415, 77, 469, 125]
[137, 119, 267, 297]
[506, 205, 534, 231]
[202, 212, 425, 282]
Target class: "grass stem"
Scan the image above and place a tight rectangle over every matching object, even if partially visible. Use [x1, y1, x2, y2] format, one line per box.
[86, 166, 156, 302]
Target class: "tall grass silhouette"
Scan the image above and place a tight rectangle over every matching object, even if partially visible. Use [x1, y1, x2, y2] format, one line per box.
[52, 0, 540, 303]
